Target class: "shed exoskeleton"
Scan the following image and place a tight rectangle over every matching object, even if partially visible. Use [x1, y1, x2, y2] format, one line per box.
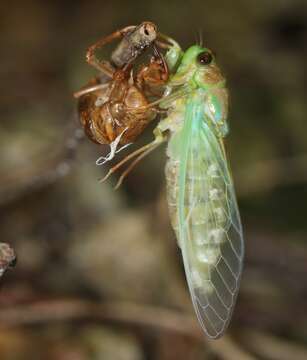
[74, 22, 172, 151]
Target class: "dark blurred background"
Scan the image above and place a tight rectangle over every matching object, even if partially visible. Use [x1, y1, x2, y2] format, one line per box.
[1, 1, 307, 359]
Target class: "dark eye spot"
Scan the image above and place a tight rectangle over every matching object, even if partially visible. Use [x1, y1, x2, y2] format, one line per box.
[197, 51, 213, 65]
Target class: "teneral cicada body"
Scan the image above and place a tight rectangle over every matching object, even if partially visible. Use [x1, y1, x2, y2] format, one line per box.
[100, 36, 244, 339]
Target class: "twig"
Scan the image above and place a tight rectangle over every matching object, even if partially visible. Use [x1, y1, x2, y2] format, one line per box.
[239, 329, 307, 360]
[0, 118, 84, 207]
[0, 299, 255, 360]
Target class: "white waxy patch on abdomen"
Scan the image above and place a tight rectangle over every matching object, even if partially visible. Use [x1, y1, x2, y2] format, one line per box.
[193, 223, 209, 245]
[191, 203, 209, 225]
[213, 207, 225, 223]
[197, 247, 220, 265]
[194, 227, 224, 246]
[207, 164, 219, 178]
[209, 188, 222, 201]
[191, 269, 203, 288]
[208, 228, 224, 244]
[195, 232, 209, 245]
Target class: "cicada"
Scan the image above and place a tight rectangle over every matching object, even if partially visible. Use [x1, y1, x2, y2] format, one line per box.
[102, 34, 244, 339]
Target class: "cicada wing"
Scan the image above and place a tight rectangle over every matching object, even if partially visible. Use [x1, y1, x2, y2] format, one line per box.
[177, 103, 244, 339]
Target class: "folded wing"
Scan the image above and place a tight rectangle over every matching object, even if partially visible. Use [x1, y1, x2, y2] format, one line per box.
[177, 102, 244, 339]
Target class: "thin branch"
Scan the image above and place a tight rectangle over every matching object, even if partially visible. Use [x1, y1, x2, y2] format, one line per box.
[239, 329, 307, 360]
[0, 119, 84, 207]
[0, 299, 255, 360]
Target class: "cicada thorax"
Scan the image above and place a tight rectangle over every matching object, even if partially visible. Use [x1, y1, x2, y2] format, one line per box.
[78, 69, 156, 146]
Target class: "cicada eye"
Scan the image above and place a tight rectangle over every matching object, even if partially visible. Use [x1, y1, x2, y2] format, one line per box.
[197, 51, 213, 65]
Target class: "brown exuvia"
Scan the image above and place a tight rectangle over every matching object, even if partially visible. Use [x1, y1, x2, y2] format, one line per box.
[74, 22, 170, 146]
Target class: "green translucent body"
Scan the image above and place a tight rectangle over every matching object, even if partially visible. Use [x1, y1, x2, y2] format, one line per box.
[159, 45, 244, 338]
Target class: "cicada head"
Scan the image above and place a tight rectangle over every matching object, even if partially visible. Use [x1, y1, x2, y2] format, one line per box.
[169, 45, 226, 91]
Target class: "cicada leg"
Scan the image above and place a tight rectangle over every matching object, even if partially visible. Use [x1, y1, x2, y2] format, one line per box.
[86, 25, 136, 76]
[156, 33, 183, 72]
[155, 33, 179, 49]
[73, 83, 110, 99]
[100, 127, 166, 188]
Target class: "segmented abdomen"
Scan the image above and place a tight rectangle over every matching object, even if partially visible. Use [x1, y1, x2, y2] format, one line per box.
[165, 156, 228, 271]
[165, 135, 243, 338]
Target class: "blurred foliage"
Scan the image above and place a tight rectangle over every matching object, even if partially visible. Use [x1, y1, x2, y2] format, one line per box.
[0, 0, 307, 359]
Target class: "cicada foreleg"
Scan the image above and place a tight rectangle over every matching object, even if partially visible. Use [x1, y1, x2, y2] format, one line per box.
[156, 33, 183, 72]
[73, 82, 110, 99]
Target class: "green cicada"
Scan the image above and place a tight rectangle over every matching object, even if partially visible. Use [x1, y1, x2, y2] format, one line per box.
[103, 34, 244, 339]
